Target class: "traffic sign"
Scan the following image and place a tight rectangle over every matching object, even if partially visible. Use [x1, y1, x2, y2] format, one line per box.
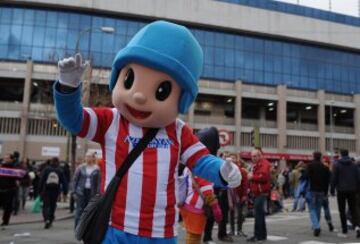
[219, 129, 232, 146]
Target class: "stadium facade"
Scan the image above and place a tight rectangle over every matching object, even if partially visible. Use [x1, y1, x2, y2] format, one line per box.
[0, 0, 360, 160]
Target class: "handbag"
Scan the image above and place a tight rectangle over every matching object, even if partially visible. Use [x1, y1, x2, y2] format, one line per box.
[75, 128, 159, 244]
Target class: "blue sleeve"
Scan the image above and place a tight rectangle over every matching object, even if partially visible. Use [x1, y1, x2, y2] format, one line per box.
[191, 154, 227, 187]
[53, 81, 83, 134]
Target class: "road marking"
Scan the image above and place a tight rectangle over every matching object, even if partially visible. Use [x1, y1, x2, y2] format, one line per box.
[267, 235, 288, 241]
[299, 241, 335, 244]
[243, 214, 308, 226]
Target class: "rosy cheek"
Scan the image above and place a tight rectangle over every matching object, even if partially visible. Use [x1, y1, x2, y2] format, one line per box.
[112, 91, 122, 107]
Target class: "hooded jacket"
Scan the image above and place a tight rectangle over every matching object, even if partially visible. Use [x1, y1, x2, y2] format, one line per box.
[196, 127, 220, 156]
[331, 156, 359, 193]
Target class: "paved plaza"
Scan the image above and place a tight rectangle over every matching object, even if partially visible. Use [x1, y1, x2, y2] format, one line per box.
[1, 198, 359, 244]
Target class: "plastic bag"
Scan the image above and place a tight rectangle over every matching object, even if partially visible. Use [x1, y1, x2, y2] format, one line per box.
[31, 196, 42, 213]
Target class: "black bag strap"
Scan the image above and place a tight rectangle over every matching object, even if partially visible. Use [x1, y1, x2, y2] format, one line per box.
[108, 127, 159, 190]
[101, 127, 159, 202]
[84, 128, 159, 242]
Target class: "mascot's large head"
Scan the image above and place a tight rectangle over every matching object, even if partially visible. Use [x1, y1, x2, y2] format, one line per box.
[108, 20, 203, 128]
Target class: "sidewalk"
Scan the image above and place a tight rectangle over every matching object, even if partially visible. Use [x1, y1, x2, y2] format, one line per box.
[9, 200, 74, 226]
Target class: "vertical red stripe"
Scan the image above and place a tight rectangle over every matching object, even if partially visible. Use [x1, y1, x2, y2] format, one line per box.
[93, 108, 113, 144]
[138, 128, 157, 236]
[111, 117, 129, 229]
[164, 123, 179, 237]
[78, 109, 90, 137]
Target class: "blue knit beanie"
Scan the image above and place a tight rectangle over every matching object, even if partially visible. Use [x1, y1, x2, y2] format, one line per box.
[109, 20, 203, 113]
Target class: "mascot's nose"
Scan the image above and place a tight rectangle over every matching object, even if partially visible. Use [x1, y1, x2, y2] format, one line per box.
[133, 92, 147, 105]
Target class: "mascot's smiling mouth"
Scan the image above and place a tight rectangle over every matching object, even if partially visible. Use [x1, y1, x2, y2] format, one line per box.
[125, 104, 152, 120]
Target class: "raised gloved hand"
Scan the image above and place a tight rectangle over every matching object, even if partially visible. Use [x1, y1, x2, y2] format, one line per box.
[58, 53, 89, 88]
[220, 158, 241, 188]
[211, 202, 223, 223]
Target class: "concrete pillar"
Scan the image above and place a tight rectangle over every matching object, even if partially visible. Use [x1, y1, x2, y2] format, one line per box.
[277, 85, 287, 152]
[317, 90, 326, 153]
[19, 60, 33, 157]
[259, 106, 266, 125]
[188, 103, 195, 128]
[354, 94, 360, 155]
[235, 81, 242, 151]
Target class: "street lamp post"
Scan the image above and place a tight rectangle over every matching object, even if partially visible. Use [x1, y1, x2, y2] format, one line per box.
[329, 100, 335, 160]
[68, 26, 115, 174]
[75, 26, 115, 53]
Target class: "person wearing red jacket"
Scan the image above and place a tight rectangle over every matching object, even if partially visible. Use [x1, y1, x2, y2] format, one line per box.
[247, 149, 271, 243]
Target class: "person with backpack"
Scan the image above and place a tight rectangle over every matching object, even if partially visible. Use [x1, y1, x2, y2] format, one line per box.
[39, 157, 66, 229]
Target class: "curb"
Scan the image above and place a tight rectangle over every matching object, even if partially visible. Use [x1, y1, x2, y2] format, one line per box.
[9, 213, 74, 226]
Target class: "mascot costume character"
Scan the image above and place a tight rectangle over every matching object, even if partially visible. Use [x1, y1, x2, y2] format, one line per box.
[54, 20, 241, 243]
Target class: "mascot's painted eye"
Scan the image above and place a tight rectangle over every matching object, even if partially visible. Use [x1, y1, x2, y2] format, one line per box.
[124, 68, 134, 89]
[155, 81, 172, 101]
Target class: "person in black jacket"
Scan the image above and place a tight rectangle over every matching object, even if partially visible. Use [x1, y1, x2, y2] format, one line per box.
[356, 158, 360, 234]
[196, 127, 232, 243]
[331, 149, 360, 238]
[39, 157, 66, 229]
[0, 153, 23, 227]
[305, 151, 331, 237]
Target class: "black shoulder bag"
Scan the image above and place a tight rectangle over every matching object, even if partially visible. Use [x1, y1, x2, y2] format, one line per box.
[75, 128, 159, 244]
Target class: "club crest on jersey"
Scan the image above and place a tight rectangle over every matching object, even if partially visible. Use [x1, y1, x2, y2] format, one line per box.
[124, 136, 173, 149]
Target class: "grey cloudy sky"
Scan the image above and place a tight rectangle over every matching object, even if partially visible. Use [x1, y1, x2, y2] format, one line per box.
[275, 0, 359, 17]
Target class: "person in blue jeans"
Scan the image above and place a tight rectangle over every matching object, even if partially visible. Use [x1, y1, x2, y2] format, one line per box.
[322, 160, 334, 232]
[304, 151, 331, 237]
[292, 165, 307, 212]
[247, 149, 271, 243]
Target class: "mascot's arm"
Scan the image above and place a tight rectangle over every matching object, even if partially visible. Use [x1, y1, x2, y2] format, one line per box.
[180, 123, 241, 188]
[53, 82, 111, 144]
[192, 155, 227, 188]
[179, 123, 227, 187]
[53, 81, 84, 134]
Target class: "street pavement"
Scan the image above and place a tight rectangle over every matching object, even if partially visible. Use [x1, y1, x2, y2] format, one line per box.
[1, 197, 360, 244]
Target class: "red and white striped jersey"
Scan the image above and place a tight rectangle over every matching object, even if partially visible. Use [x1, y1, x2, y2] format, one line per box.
[182, 167, 214, 213]
[78, 107, 209, 238]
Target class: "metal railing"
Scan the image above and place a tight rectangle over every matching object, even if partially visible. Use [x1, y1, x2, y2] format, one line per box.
[287, 135, 319, 150]
[0, 117, 21, 134]
[325, 138, 356, 152]
[27, 118, 66, 136]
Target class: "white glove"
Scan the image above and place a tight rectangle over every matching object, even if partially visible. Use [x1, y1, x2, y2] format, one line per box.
[220, 158, 241, 188]
[58, 53, 89, 88]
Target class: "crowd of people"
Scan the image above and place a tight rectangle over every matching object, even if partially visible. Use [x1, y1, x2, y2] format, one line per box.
[1, 141, 360, 243]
